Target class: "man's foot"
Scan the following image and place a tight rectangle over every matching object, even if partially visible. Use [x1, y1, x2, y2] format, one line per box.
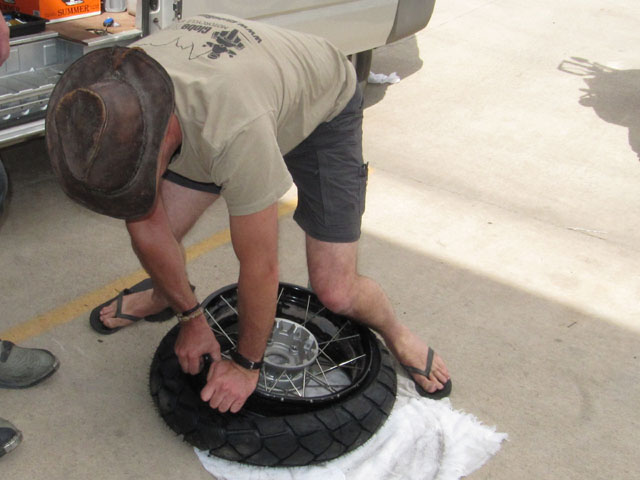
[98, 287, 168, 330]
[0, 418, 22, 458]
[387, 328, 451, 397]
[90, 278, 177, 335]
[401, 346, 452, 399]
[0, 341, 59, 389]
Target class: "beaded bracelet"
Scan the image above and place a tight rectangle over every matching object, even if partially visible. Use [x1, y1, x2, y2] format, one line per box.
[176, 303, 203, 323]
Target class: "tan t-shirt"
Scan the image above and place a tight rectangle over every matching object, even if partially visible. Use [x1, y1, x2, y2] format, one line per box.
[133, 13, 356, 216]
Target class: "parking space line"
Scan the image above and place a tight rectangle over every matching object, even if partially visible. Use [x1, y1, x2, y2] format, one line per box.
[0, 200, 297, 344]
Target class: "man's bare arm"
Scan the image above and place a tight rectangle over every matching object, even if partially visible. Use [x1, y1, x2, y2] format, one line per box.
[231, 202, 280, 362]
[199, 202, 280, 413]
[125, 194, 197, 312]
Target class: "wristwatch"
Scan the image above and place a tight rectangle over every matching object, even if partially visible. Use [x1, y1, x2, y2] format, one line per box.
[231, 350, 263, 370]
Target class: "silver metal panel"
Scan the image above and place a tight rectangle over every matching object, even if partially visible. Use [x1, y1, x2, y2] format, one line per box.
[0, 35, 85, 144]
[147, 0, 399, 55]
[0, 119, 45, 148]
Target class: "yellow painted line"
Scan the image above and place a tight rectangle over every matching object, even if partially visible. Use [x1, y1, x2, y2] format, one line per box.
[0, 200, 297, 344]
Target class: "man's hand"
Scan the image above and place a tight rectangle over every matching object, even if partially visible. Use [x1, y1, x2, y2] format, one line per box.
[201, 359, 259, 413]
[175, 316, 221, 374]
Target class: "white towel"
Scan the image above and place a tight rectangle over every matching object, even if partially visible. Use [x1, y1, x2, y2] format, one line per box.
[195, 374, 507, 480]
[368, 71, 402, 84]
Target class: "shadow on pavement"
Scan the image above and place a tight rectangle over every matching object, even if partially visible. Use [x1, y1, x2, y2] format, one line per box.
[364, 35, 423, 108]
[559, 57, 640, 160]
[1, 208, 638, 479]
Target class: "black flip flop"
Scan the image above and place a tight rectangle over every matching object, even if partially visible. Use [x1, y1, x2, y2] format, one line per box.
[89, 278, 190, 335]
[401, 347, 452, 400]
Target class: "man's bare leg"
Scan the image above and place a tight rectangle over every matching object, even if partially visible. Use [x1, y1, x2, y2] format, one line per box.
[306, 236, 450, 394]
[99, 181, 219, 330]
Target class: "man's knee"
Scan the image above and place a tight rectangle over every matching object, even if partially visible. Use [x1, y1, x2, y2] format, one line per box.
[310, 277, 355, 315]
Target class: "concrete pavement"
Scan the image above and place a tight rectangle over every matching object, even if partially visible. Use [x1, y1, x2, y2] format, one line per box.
[1, 0, 639, 478]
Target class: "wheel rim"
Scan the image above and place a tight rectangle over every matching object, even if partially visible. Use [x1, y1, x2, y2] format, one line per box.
[201, 282, 373, 405]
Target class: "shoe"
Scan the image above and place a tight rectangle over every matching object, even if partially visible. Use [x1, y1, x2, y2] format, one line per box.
[401, 347, 453, 400]
[89, 278, 194, 335]
[0, 418, 22, 458]
[0, 341, 59, 389]
[0, 160, 7, 215]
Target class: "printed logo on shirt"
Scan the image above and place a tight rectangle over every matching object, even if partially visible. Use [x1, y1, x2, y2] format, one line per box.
[202, 29, 244, 60]
[138, 15, 263, 62]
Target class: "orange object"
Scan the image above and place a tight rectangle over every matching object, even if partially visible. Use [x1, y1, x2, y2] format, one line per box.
[1, 0, 100, 23]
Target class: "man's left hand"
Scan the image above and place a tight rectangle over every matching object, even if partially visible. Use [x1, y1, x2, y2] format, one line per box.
[201, 359, 259, 413]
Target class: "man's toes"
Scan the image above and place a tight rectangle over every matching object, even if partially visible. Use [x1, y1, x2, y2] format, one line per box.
[433, 368, 450, 384]
[413, 374, 442, 393]
[99, 316, 115, 328]
[432, 355, 450, 380]
[429, 376, 444, 392]
[99, 302, 117, 317]
[99, 313, 131, 329]
[99, 311, 114, 325]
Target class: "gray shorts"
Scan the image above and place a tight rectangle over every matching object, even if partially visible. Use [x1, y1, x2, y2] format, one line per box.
[164, 86, 367, 243]
[284, 86, 367, 243]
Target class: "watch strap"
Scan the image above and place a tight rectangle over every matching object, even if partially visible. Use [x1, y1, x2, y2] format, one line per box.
[231, 350, 263, 370]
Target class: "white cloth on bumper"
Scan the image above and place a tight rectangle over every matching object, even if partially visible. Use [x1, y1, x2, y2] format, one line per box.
[195, 369, 507, 480]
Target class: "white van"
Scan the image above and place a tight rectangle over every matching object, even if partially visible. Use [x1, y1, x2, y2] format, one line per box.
[0, 0, 436, 147]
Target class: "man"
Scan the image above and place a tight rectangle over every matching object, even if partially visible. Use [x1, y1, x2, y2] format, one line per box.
[0, 339, 60, 457]
[0, 16, 60, 459]
[45, 13, 451, 414]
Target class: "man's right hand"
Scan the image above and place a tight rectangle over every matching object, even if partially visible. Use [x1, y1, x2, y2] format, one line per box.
[174, 315, 221, 374]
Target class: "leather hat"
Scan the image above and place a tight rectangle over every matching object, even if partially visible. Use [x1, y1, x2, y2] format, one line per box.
[45, 47, 175, 219]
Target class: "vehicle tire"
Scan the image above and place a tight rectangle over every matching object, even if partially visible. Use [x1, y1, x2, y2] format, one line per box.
[350, 50, 373, 91]
[149, 282, 397, 467]
[0, 160, 7, 215]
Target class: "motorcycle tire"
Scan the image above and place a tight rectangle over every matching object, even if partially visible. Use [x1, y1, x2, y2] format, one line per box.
[149, 282, 397, 467]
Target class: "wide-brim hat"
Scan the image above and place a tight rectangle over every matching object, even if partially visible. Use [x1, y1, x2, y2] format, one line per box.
[45, 47, 175, 220]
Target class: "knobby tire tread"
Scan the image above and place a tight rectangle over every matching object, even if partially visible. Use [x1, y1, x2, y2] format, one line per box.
[150, 327, 396, 466]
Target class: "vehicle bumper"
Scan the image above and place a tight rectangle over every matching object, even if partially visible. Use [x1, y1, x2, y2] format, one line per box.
[386, 0, 436, 44]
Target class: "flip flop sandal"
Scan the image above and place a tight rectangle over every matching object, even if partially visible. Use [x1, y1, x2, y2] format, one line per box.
[89, 278, 193, 335]
[401, 346, 452, 400]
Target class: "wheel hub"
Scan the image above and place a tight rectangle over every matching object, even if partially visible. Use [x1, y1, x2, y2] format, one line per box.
[263, 318, 319, 370]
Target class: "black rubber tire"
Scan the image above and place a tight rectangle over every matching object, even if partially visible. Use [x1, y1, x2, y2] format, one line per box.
[149, 283, 397, 467]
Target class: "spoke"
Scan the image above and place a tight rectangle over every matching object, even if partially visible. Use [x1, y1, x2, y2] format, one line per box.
[318, 350, 342, 373]
[285, 372, 302, 397]
[315, 357, 331, 386]
[318, 333, 361, 346]
[210, 324, 237, 342]
[302, 367, 307, 397]
[317, 355, 360, 371]
[304, 294, 311, 323]
[277, 287, 284, 306]
[266, 369, 288, 393]
[317, 354, 366, 375]
[317, 323, 349, 357]
[301, 306, 327, 327]
[220, 295, 239, 315]
[300, 294, 327, 327]
[306, 368, 339, 393]
[205, 309, 237, 349]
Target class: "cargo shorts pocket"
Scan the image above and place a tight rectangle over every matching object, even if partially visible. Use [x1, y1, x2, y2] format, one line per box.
[317, 160, 368, 228]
